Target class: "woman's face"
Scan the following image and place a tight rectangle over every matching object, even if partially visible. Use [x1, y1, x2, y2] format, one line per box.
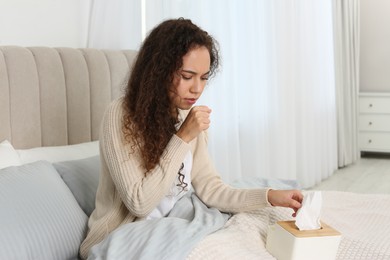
[170, 46, 211, 112]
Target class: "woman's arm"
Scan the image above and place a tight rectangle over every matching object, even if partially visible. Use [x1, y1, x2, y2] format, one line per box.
[191, 131, 302, 215]
[100, 99, 191, 217]
[190, 131, 270, 213]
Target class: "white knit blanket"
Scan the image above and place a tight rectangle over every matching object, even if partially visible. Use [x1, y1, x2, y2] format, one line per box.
[188, 191, 390, 260]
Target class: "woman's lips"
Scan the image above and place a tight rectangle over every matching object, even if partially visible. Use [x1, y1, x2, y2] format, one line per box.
[185, 98, 197, 105]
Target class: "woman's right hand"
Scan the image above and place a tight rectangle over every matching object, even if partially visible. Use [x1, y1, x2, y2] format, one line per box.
[176, 106, 212, 143]
[268, 189, 303, 217]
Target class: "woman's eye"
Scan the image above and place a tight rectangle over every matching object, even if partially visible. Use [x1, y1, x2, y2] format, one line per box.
[201, 77, 209, 81]
[181, 74, 192, 80]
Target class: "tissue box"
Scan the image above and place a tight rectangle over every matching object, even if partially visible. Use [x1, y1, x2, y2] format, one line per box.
[266, 220, 341, 260]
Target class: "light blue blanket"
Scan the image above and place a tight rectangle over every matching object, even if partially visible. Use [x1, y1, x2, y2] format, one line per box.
[88, 192, 230, 260]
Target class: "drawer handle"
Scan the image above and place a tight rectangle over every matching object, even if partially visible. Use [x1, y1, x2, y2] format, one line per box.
[368, 139, 372, 143]
[369, 122, 372, 125]
[369, 104, 373, 108]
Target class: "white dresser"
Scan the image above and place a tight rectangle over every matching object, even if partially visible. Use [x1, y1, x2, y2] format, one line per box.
[359, 92, 390, 153]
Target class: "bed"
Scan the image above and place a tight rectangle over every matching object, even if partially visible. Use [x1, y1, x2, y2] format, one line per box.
[1, 46, 390, 260]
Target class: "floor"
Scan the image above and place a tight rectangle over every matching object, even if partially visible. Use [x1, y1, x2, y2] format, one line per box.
[309, 154, 390, 194]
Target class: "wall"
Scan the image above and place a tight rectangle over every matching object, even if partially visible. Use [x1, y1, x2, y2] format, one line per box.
[360, 0, 390, 92]
[0, 0, 91, 48]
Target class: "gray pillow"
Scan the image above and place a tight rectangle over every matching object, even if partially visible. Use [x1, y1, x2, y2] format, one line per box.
[0, 161, 88, 260]
[53, 155, 100, 216]
[230, 177, 301, 189]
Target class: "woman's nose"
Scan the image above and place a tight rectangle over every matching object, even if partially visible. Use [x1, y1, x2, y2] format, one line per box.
[191, 78, 204, 93]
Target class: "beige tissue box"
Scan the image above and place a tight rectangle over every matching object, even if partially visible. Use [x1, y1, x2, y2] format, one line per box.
[266, 221, 341, 260]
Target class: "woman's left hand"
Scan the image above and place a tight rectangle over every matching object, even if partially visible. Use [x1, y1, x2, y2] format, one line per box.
[267, 189, 303, 217]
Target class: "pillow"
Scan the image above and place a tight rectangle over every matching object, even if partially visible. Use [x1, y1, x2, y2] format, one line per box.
[17, 141, 99, 164]
[230, 177, 301, 190]
[54, 155, 101, 216]
[0, 140, 22, 169]
[0, 161, 88, 260]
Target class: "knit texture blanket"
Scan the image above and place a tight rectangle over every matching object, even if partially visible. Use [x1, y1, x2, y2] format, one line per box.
[188, 191, 390, 260]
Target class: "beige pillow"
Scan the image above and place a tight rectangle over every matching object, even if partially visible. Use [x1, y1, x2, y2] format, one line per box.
[0, 140, 22, 169]
[17, 141, 99, 164]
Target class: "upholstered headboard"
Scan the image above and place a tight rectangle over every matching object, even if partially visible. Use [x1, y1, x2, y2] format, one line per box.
[0, 46, 137, 149]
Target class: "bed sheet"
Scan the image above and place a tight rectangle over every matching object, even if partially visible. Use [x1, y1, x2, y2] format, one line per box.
[188, 191, 390, 260]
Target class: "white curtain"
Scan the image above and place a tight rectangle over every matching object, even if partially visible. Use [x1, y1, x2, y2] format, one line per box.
[333, 0, 360, 167]
[86, 0, 143, 50]
[88, 0, 340, 188]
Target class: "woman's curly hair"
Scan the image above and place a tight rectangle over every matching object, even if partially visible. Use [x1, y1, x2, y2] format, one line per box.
[123, 18, 220, 173]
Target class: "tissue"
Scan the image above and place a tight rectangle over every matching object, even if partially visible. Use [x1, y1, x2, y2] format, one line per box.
[295, 191, 322, 231]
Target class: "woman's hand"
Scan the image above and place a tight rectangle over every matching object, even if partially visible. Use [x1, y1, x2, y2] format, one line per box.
[176, 106, 211, 143]
[267, 189, 303, 217]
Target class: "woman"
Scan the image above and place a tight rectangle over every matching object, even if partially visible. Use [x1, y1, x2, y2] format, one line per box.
[80, 18, 303, 259]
